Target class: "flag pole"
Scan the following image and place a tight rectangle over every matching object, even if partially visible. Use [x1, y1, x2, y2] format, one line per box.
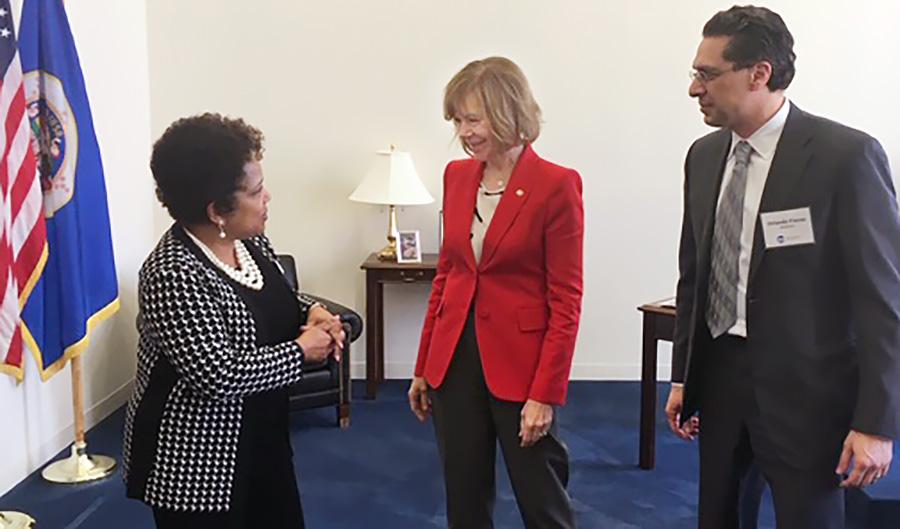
[0, 511, 35, 529]
[40, 356, 116, 483]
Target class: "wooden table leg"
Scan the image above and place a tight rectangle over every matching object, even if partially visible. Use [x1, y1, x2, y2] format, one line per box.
[365, 274, 381, 399]
[375, 282, 385, 385]
[639, 312, 658, 470]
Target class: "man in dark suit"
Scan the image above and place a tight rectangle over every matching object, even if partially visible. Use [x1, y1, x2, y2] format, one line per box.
[664, 6, 900, 529]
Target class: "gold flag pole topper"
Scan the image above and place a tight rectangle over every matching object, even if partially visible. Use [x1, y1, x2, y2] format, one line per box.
[41, 356, 116, 483]
[0, 511, 36, 529]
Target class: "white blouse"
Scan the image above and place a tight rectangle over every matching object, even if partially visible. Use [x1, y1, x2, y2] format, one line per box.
[471, 183, 505, 264]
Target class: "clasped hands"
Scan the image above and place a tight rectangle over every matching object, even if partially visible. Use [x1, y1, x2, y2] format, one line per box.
[295, 305, 345, 364]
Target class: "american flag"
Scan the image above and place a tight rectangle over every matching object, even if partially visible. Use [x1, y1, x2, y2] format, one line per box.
[0, 0, 47, 380]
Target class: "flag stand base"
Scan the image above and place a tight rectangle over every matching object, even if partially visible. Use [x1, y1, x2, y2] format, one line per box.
[0, 511, 35, 529]
[41, 442, 116, 484]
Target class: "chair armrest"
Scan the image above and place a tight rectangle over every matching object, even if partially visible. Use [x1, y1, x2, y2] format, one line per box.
[275, 254, 363, 343]
[304, 293, 363, 343]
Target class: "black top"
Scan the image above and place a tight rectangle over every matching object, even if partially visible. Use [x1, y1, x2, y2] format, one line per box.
[127, 227, 303, 508]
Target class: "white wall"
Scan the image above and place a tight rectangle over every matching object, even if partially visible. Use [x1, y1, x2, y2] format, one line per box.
[0, 0, 155, 496]
[144, 0, 900, 381]
[2, 0, 898, 499]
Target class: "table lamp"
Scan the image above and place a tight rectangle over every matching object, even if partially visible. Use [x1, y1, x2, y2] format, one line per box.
[349, 146, 434, 261]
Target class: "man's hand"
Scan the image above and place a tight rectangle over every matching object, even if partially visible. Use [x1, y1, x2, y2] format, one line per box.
[519, 399, 553, 447]
[836, 430, 893, 488]
[306, 305, 345, 359]
[665, 385, 699, 441]
[408, 376, 431, 422]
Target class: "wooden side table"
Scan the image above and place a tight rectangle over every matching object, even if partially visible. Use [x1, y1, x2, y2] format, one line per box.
[637, 298, 676, 470]
[360, 252, 438, 399]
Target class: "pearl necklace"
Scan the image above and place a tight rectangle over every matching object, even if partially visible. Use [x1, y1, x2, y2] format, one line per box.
[184, 229, 264, 291]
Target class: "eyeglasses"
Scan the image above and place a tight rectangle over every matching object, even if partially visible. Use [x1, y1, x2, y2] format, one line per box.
[689, 67, 739, 84]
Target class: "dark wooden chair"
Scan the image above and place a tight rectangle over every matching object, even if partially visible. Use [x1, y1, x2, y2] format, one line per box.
[277, 255, 363, 428]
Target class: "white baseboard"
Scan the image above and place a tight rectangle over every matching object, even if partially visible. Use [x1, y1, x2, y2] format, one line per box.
[41, 377, 134, 462]
[566, 363, 674, 381]
[350, 362, 673, 381]
[0, 379, 134, 496]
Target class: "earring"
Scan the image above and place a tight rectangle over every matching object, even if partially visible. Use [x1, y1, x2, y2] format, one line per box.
[217, 221, 226, 239]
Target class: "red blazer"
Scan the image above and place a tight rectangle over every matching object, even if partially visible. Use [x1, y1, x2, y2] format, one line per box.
[414, 145, 583, 405]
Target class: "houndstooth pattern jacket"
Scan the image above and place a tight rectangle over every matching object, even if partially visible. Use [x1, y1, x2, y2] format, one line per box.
[122, 226, 316, 512]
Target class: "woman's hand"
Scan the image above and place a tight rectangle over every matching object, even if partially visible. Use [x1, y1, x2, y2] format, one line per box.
[306, 305, 345, 359]
[296, 325, 333, 364]
[519, 399, 553, 447]
[408, 376, 431, 422]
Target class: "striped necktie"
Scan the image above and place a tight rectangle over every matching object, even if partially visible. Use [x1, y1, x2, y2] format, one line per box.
[706, 140, 753, 338]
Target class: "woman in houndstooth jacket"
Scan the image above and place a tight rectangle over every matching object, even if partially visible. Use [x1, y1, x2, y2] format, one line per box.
[122, 113, 344, 529]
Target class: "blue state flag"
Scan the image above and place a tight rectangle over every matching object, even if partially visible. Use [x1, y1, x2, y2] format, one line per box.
[18, 0, 118, 380]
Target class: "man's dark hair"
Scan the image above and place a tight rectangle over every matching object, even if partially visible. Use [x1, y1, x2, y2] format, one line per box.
[703, 5, 796, 91]
[151, 113, 264, 226]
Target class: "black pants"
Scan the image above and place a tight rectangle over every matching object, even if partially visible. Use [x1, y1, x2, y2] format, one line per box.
[699, 335, 844, 529]
[430, 312, 576, 529]
[738, 463, 767, 529]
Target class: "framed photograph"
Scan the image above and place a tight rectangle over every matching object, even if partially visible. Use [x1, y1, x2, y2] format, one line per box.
[397, 230, 422, 263]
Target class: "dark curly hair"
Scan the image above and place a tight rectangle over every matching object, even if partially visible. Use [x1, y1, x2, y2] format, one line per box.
[151, 113, 265, 226]
[703, 5, 796, 91]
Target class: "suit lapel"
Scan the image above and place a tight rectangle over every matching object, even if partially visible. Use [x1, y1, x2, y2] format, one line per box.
[449, 160, 481, 270]
[695, 131, 732, 275]
[747, 104, 813, 287]
[479, 145, 538, 268]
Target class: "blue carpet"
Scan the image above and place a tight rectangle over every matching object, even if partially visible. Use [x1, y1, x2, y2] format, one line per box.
[1, 381, 893, 528]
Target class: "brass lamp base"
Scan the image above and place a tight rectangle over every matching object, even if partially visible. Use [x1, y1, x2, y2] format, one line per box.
[376, 239, 397, 261]
[376, 204, 399, 261]
[41, 442, 116, 484]
[0, 512, 35, 529]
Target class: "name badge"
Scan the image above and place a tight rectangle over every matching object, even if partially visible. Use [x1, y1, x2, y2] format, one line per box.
[760, 207, 815, 248]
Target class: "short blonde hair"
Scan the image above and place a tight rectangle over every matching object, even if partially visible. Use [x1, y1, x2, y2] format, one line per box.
[443, 57, 542, 154]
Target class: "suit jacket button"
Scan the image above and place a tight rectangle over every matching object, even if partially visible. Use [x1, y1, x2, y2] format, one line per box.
[478, 310, 490, 319]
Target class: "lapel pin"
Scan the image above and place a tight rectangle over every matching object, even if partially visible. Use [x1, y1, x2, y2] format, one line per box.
[515, 189, 524, 197]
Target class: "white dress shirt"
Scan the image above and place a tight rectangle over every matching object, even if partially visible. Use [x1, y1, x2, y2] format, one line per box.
[717, 98, 790, 337]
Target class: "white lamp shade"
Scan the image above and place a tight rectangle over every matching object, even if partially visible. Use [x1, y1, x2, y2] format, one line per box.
[349, 148, 434, 206]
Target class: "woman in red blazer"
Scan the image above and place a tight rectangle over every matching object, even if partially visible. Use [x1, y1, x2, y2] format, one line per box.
[408, 56, 584, 529]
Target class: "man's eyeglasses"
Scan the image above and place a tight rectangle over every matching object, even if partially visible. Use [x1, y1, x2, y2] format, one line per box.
[689, 67, 739, 84]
